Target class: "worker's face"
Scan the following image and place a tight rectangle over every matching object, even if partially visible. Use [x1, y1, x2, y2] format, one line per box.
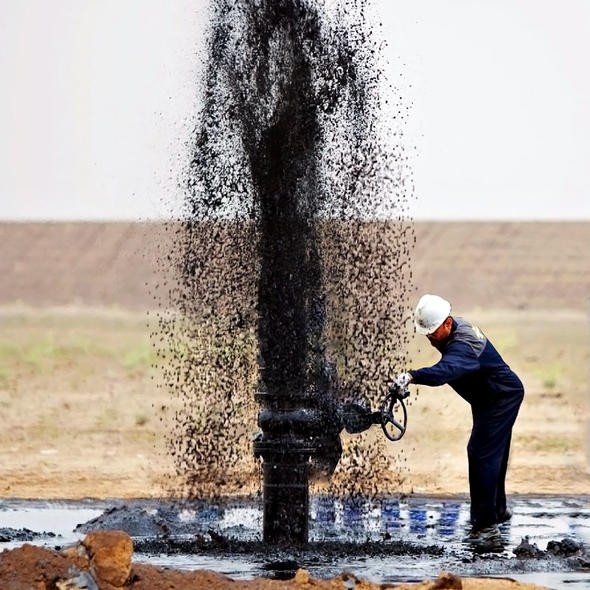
[426, 316, 453, 346]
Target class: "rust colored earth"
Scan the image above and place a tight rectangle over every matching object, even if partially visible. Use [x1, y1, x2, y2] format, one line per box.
[0, 531, 547, 590]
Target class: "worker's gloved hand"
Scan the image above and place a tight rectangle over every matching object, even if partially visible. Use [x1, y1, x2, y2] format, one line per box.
[390, 372, 413, 391]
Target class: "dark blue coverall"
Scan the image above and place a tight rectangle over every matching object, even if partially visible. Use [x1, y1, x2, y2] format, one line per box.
[409, 317, 524, 528]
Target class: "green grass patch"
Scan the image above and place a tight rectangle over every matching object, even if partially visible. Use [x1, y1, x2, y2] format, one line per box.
[94, 407, 119, 430]
[526, 435, 579, 454]
[0, 336, 118, 375]
[492, 330, 519, 355]
[32, 413, 63, 440]
[122, 344, 158, 373]
[531, 363, 566, 391]
[0, 311, 159, 380]
[0, 366, 11, 389]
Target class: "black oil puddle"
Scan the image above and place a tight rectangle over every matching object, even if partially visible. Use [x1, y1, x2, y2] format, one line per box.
[2, 495, 589, 588]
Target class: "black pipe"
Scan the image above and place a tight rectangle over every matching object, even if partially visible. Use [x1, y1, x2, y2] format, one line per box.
[254, 394, 341, 545]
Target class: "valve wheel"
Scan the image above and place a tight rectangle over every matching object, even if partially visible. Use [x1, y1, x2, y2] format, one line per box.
[380, 392, 407, 441]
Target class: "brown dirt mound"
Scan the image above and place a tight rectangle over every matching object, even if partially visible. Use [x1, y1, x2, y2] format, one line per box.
[0, 530, 547, 590]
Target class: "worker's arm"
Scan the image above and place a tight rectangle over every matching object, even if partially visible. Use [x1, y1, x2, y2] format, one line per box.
[409, 342, 480, 387]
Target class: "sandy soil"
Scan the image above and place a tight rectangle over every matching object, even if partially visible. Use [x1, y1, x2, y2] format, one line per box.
[0, 305, 588, 500]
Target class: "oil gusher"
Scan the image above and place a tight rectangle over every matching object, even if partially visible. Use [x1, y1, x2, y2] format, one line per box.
[249, 8, 342, 540]
[216, 1, 408, 544]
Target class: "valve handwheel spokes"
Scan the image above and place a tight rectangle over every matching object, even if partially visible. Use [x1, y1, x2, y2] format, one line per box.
[379, 391, 408, 442]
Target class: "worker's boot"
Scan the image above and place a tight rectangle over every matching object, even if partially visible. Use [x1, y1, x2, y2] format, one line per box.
[462, 524, 503, 552]
[496, 508, 513, 524]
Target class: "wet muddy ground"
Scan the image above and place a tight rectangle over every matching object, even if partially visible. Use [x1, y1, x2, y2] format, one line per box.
[1, 495, 589, 589]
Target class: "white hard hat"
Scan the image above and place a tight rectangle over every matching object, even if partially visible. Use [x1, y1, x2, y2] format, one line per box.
[414, 294, 451, 335]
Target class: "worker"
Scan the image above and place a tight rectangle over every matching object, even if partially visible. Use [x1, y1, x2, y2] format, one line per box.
[392, 294, 524, 551]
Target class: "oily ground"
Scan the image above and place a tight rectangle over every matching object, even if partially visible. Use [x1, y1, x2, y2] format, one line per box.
[0, 305, 587, 499]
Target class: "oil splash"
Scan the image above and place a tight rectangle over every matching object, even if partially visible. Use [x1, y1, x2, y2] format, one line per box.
[154, 0, 416, 501]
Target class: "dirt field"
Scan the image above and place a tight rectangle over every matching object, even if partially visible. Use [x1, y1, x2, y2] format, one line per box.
[2, 221, 590, 312]
[0, 305, 588, 499]
[0, 221, 589, 499]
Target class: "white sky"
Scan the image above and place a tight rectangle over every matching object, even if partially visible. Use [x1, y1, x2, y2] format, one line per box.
[1, 0, 589, 221]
